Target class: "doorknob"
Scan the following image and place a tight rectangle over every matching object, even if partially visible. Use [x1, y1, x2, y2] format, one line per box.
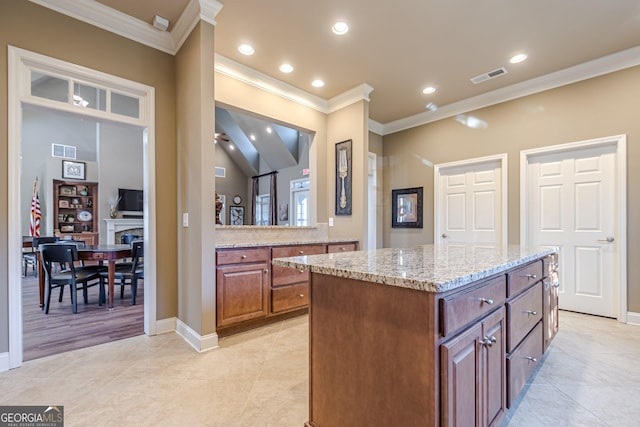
[597, 236, 615, 243]
[441, 233, 448, 238]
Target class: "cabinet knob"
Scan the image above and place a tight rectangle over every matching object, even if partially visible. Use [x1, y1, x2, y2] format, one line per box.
[524, 310, 538, 316]
[299, 294, 305, 298]
[525, 274, 537, 279]
[299, 269, 305, 273]
[241, 255, 247, 259]
[523, 356, 538, 363]
[340, 247, 346, 251]
[299, 250, 304, 254]
[264, 269, 269, 274]
[480, 298, 494, 305]
[553, 282, 560, 288]
[481, 336, 496, 347]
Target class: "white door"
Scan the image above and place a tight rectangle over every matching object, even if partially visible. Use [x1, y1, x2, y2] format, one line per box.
[524, 143, 620, 318]
[435, 155, 507, 245]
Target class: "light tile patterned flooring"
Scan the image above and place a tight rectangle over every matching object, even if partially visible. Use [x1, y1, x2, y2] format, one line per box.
[0, 311, 638, 426]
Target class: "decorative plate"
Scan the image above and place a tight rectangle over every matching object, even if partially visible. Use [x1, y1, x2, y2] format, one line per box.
[77, 210, 93, 222]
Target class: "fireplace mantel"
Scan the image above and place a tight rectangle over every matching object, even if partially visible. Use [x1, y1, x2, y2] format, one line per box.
[104, 218, 144, 244]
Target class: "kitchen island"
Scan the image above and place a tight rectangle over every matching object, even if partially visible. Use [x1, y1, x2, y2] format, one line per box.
[272, 243, 559, 427]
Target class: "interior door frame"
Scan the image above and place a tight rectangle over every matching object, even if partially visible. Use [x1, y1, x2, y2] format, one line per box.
[7, 46, 157, 369]
[520, 134, 627, 322]
[434, 153, 508, 246]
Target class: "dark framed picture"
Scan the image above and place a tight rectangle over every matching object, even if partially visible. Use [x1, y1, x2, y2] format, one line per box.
[62, 160, 86, 180]
[392, 187, 423, 228]
[335, 139, 352, 215]
[230, 206, 244, 225]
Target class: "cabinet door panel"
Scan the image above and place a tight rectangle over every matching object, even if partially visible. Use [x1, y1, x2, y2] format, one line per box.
[216, 262, 269, 327]
[507, 322, 543, 407]
[272, 244, 324, 286]
[482, 307, 506, 427]
[441, 322, 482, 427]
[507, 282, 543, 352]
[507, 261, 543, 297]
[272, 282, 309, 313]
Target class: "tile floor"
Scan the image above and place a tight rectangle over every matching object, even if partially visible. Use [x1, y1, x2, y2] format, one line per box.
[0, 311, 638, 426]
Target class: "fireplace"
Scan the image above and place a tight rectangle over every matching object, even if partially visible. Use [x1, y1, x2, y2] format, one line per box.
[104, 219, 144, 244]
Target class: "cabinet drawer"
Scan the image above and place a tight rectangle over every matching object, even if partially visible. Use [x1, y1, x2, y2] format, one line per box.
[507, 321, 543, 408]
[440, 275, 506, 337]
[507, 282, 543, 353]
[272, 244, 324, 287]
[327, 242, 357, 253]
[216, 248, 270, 265]
[272, 283, 309, 313]
[507, 261, 543, 297]
[272, 244, 325, 258]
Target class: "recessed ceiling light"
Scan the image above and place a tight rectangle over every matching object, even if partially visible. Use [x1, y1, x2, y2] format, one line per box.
[422, 86, 436, 95]
[238, 44, 255, 56]
[249, 134, 256, 141]
[279, 63, 294, 73]
[266, 126, 273, 134]
[426, 102, 438, 111]
[312, 79, 325, 88]
[332, 21, 349, 35]
[510, 53, 528, 64]
[229, 144, 235, 150]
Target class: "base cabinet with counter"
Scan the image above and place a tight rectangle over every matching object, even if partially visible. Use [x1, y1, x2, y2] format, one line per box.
[273, 244, 558, 427]
[215, 240, 357, 335]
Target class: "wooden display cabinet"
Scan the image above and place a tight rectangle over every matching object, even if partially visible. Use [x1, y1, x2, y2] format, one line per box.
[53, 179, 99, 245]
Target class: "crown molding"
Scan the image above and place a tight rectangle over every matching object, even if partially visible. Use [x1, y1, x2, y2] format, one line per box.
[28, 0, 223, 55]
[215, 54, 330, 113]
[368, 119, 384, 135]
[328, 83, 374, 113]
[383, 45, 640, 135]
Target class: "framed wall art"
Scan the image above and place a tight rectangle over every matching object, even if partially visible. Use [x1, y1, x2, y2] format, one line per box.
[230, 206, 244, 225]
[335, 139, 352, 215]
[62, 160, 86, 180]
[391, 187, 423, 228]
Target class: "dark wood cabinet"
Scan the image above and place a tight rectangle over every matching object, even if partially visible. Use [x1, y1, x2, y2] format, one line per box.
[216, 240, 358, 334]
[53, 179, 98, 245]
[441, 305, 505, 427]
[215, 248, 270, 328]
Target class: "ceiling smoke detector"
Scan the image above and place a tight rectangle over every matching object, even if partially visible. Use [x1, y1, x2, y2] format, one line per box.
[470, 67, 508, 84]
[152, 15, 169, 31]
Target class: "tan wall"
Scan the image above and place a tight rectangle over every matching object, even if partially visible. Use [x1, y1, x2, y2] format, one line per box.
[0, 1, 178, 352]
[369, 131, 384, 248]
[214, 73, 329, 224]
[176, 22, 216, 336]
[383, 66, 640, 311]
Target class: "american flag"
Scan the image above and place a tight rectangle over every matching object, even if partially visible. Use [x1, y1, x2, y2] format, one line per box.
[29, 178, 41, 237]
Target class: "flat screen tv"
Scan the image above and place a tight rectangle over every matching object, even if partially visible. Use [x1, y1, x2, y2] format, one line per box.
[118, 188, 143, 213]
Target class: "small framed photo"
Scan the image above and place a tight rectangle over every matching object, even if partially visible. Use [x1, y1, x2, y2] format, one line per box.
[62, 160, 86, 180]
[230, 206, 244, 225]
[392, 187, 423, 228]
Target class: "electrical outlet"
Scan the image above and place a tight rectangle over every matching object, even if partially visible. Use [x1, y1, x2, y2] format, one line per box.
[182, 213, 189, 227]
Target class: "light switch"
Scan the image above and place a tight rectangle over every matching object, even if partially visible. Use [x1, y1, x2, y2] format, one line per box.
[329, 217, 334, 227]
[182, 213, 189, 227]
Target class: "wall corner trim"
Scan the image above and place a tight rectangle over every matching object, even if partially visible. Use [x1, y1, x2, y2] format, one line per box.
[0, 353, 9, 373]
[176, 319, 220, 353]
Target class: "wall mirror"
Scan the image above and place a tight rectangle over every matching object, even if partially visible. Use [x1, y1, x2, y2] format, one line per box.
[215, 104, 314, 227]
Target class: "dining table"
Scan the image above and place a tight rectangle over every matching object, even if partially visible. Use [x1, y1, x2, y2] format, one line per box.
[37, 243, 132, 310]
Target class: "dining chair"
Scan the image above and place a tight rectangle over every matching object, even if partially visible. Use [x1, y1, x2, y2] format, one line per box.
[41, 243, 101, 314]
[99, 240, 143, 305]
[23, 236, 58, 277]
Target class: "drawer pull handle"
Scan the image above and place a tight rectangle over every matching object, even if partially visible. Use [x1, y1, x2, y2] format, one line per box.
[523, 356, 538, 363]
[525, 274, 538, 279]
[524, 310, 538, 316]
[480, 298, 494, 305]
[241, 255, 247, 259]
[299, 294, 305, 298]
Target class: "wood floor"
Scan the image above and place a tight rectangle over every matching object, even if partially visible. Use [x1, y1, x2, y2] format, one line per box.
[21, 270, 144, 361]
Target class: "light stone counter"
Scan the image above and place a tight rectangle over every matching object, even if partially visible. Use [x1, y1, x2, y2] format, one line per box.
[272, 243, 557, 293]
[215, 223, 357, 248]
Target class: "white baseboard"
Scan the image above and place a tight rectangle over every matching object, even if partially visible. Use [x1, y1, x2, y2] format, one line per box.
[0, 352, 9, 372]
[626, 312, 640, 326]
[176, 319, 219, 353]
[155, 317, 177, 335]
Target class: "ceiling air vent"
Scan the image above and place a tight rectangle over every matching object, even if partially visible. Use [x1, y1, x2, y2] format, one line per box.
[215, 166, 226, 178]
[51, 143, 76, 159]
[470, 67, 508, 84]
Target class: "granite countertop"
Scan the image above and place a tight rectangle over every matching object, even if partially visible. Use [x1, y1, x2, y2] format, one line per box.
[216, 238, 359, 249]
[272, 243, 557, 293]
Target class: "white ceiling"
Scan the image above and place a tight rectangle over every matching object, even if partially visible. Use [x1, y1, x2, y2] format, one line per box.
[42, 0, 640, 127]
